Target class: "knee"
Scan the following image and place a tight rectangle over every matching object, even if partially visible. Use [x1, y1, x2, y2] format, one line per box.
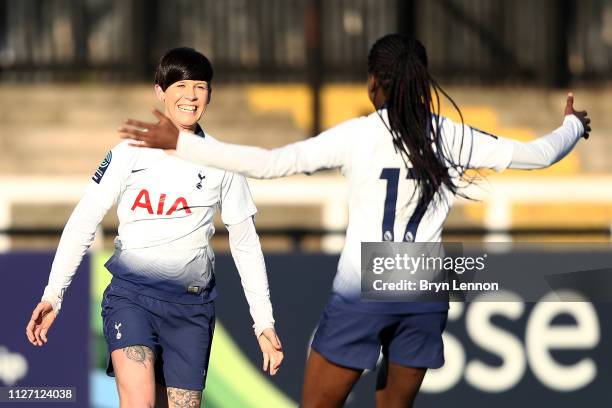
[301, 391, 344, 408]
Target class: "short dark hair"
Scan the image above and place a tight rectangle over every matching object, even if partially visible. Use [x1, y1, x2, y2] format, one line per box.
[154, 47, 213, 91]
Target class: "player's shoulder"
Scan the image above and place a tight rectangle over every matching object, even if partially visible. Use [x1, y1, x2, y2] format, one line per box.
[436, 115, 498, 142]
[109, 140, 144, 156]
[94, 141, 134, 167]
[434, 114, 453, 129]
[100, 140, 163, 172]
[116, 139, 180, 158]
[316, 115, 371, 143]
[434, 114, 466, 141]
[337, 115, 371, 131]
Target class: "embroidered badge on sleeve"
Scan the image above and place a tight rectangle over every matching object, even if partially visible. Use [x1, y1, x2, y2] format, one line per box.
[92, 151, 113, 184]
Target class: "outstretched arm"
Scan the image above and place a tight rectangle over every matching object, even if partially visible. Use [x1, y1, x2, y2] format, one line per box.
[119, 109, 353, 179]
[508, 93, 590, 169]
[443, 93, 590, 172]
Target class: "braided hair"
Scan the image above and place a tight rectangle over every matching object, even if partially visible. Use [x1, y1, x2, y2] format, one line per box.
[367, 34, 469, 209]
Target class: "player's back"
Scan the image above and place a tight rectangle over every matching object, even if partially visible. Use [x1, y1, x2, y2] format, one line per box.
[344, 111, 454, 244]
[331, 108, 513, 304]
[330, 111, 453, 300]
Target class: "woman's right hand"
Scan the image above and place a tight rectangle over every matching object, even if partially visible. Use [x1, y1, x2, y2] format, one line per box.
[26, 301, 56, 346]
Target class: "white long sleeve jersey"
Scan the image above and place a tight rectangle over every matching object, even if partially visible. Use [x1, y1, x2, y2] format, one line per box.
[42, 129, 275, 335]
[174, 110, 584, 312]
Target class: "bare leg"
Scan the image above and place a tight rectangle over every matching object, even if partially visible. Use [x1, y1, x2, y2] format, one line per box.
[165, 387, 202, 408]
[301, 348, 362, 408]
[111, 345, 156, 408]
[375, 358, 426, 408]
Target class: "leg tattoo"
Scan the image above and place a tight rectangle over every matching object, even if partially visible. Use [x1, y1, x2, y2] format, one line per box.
[167, 387, 202, 408]
[122, 345, 154, 369]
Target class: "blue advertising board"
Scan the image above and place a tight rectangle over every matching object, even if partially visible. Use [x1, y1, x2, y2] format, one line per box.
[214, 253, 612, 407]
[1, 251, 610, 407]
[0, 252, 89, 408]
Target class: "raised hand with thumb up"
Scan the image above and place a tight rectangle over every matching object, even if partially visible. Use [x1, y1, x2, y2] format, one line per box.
[564, 92, 591, 139]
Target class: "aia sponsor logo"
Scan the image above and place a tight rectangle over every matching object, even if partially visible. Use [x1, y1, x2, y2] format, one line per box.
[131, 189, 192, 215]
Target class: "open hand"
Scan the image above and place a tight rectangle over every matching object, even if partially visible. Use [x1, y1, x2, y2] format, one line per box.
[564, 92, 591, 139]
[26, 301, 55, 346]
[118, 108, 180, 149]
[257, 328, 284, 376]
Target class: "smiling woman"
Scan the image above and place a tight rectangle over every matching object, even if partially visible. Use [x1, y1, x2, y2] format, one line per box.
[27, 47, 283, 408]
[153, 48, 212, 132]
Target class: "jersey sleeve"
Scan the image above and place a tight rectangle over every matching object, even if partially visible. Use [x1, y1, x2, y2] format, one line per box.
[227, 217, 275, 337]
[220, 171, 258, 225]
[41, 142, 136, 315]
[508, 115, 584, 169]
[439, 117, 514, 172]
[174, 120, 357, 179]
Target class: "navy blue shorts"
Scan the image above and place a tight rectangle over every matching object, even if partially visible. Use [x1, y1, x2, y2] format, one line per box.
[311, 296, 448, 370]
[101, 283, 215, 390]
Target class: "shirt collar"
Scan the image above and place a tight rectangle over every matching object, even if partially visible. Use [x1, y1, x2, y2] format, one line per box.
[194, 123, 205, 138]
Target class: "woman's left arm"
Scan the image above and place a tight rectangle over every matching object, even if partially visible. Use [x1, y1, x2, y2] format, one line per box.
[444, 93, 590, 172]
[226, 216, 275, 337]
[508, 115, 585, 169]
[227, 216, 284, 375]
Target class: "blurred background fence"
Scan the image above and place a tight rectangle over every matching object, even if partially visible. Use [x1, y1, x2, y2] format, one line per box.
[3, 0, 612, 137]
[2, 0, 612, 85]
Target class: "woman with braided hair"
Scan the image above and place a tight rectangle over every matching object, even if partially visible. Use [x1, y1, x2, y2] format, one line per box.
[120, 34, 590, 407]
